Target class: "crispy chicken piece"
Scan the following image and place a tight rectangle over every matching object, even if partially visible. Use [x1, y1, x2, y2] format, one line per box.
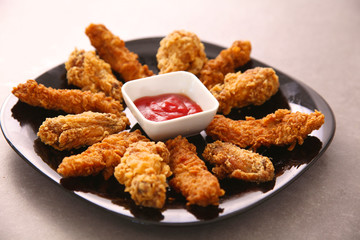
[156, 30, 207, 75]
[12, 80, 124, 116]
[206, 109, 325, 151]
[85, 23, 154, 81]
[165, 136, 225, 207]
[38, 111, 129, 151]
[114, 141, 172, 208]
[211, 67, 279, 115]
[65, 49, 123, 102]
[203, 141, 274, 182]
[57, 130, 149, 179]
[199, 40, 251, 89]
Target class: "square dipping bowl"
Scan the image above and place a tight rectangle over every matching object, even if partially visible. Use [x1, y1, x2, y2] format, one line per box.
[122, 71, 219, 141]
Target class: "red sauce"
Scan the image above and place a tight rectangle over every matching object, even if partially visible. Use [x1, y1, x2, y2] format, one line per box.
[134, 93, 203, 122]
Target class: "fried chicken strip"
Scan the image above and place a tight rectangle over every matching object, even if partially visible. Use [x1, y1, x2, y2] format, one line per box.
[38, 111, 129, 151]
[57, 130, 149, 179]
[211, 67, 279, 115]
[206, 109, 325, 151]
[165, 136, 224, 207]
[65, 49, 123, 102]
[199, 40, 251, 89]
[114, 141, 172, 208]
[203, 141, 274, 182]
[156, 30, 207, 75]
[85, 23, 154, 81]
[12, 80, 124, 116]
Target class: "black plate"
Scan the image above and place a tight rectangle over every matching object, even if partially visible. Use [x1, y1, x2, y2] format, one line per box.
[0, 38, 335, 225]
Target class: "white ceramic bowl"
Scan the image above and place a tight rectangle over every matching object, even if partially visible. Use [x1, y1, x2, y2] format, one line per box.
[122, 71, 219, 141]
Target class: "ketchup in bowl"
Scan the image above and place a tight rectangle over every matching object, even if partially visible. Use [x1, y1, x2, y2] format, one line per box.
[134, 93, 203, 122]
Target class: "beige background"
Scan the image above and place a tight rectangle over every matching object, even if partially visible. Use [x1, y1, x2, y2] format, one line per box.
[0, 0, 359, 239]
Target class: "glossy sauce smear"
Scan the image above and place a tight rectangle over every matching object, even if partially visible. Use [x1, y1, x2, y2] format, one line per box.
[134, 93, 202, 122]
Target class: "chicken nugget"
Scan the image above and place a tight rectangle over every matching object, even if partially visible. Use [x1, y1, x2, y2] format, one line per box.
[57, 130, 149, 179]
[12, 80, 124, 116]
[156, 30, 207, 75]
[85, 23, 154, 81]
[203, 141, 274, 182]
[114, 141, 172, 208]
[199, 40, 251, 89]
[166, 136, 225, 207]
[206, 109, 325, 151]
[38, 111, 129, 151]
[211, 67, 279, 115]
[65, 49, 123, 102]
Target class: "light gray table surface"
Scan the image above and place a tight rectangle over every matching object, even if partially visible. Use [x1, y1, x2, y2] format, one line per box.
[1, 0, 359, 239]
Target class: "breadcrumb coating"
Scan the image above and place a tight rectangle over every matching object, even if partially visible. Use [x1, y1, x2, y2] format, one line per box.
[203, 141, 274, 182]
[166, 136, 225, 207]
[85, 23, 154, 81]
[206, 109, 325, 151]
[211, 67, 279, 115]
[38, 111, 129, 151]
[199, 40, 251, 89]
[12, 80, 124, 116]
[114, 141, 172, 208]
[57, 130, 149, 179]
[156, 30, 207, 75]
[65, 49, 123, 102]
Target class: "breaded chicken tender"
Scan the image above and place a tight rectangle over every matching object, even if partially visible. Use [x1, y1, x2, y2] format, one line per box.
[199, 40, 251, 89]
[12, 80, 124, 116]
[206, 109, 325, 151]
[211, 67, 279, 115]
[65, 49, 123, 102]
[85, 23, 154, 81]
[166, 136, 225, 207]
[114, 141, 172, 208]
[57, 130, 149, 179]
[156, 30, 207, 75]
[203, 141, 274, 182]
[38, 111, 129, 151]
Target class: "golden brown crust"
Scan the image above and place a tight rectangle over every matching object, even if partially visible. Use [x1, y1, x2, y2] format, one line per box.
[203, 141, 274, 182]
[85, 23, 154, 81]
[57, 130, 149, 179]
[65, 49, 123, 102]
[211, 67, 279, 115]
[156, 30, 207, 75]
[206, 109, 325, 151]
[165, 136, 224, 207]
[199, 40, 251, 89]
[12, 80, 124, 115]
[114, 141, 172, 208]
[37, 111, 130, 151]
